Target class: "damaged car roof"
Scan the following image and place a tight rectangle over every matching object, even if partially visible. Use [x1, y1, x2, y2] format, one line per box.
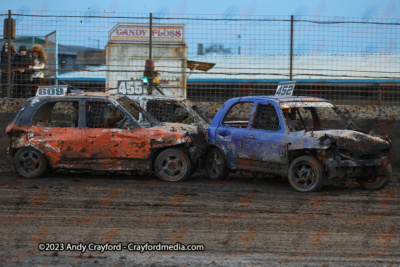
[233, 95, 326, 103]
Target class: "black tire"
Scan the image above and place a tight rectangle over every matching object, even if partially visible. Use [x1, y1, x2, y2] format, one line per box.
[357, 164, 392, 190]
[14, 147, 47, 178]
[206, 148, 228, 180]
[154, 148, 191, 182]
[288, 156, 325, 192]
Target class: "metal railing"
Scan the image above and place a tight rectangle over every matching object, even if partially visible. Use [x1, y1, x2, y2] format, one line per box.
[0, 11, 399, 104]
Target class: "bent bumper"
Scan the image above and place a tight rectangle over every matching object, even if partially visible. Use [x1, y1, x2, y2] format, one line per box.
[327, 156, 389, 168]
[326, 156, 390, 180]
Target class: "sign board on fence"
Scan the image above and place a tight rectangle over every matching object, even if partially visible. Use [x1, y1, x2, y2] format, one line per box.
[275, 81, 296, 97]
[109, 23, 185, 44]
[36, 85, 70, 96]
[117, 80, 144, 95]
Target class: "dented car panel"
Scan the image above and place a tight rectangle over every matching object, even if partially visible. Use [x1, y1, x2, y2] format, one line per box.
[6, 93, 206, 181]
[207, 96, 392, 191]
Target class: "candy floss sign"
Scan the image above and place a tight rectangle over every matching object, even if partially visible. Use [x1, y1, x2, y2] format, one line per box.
[109, 23, 185, 44]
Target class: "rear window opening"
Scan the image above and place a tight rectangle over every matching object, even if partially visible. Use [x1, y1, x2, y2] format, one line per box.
[32, 101, 79, 127]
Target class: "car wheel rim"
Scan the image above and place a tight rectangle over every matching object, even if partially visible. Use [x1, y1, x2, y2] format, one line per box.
[159, 153, 187, 181]
[208, 152, 222, 177]
[18, 151, 42, 173]
[291, 162, 318, 190]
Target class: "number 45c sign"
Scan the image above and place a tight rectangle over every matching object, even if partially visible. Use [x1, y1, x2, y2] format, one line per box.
[275, 81, 296, 96]
[118, 80, 144, 95]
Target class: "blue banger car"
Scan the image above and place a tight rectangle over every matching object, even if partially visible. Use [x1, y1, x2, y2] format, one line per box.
[205, 96, 392, 192]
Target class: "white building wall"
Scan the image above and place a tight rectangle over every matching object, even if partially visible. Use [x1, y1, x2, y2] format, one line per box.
[106, 43, 188, 97]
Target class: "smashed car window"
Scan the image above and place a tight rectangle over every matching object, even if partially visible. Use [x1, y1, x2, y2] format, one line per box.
[282, 105, 348, 132]
[222, 102, 253, 128]
[147, 100, 189, 123]
[86, 101, 128, 129]
[116, 96, 160, 128]
[32, 101, 79, 127]
[253, 104, 280, 131]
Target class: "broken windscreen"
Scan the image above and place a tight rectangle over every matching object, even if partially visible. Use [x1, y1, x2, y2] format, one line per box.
[280, 102, 356, 132]
[116, 96, 160, 128]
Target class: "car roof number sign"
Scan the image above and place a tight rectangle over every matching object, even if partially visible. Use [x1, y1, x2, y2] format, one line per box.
[275, 81, 296, 96]
[36, 86, 70, 97]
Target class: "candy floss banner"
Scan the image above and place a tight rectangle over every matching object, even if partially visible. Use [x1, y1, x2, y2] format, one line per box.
[109, 23, 185, 44]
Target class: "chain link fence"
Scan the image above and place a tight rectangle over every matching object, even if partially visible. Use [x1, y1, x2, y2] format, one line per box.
[0, 11, 399, 104]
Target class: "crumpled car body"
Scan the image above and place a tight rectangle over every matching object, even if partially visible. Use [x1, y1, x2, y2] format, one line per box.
[6, 93, 206, 182]
[206, 96, 392, 192]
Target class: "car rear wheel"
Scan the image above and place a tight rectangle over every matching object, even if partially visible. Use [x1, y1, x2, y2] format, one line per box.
[357, 164, 391, 190]
[14, 147, 47, 178]
[206, 148, 228, 180]
[288, 156, 325, 192]
[155, 148, 191, 182]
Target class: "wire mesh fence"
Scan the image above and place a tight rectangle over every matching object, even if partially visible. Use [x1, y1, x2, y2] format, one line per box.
[0, 11, 399, 104]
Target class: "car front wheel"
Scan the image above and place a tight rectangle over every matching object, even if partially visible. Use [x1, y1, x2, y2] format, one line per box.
[288, 156, 325, 192]
[206, 148, 228, 180]
[14, 147, 48, 178]
[357, 164, 391, 190]
[155, 148, 191, 182]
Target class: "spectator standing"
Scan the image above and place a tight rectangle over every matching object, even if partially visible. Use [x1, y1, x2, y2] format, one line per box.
[13, 45, 33, 98]
[30, 44, 46, 96]
[0, 42, 17, 97]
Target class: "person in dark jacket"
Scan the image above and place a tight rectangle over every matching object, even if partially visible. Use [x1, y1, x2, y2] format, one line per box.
[13, 45, 33, 98]
[1, 42, 17, 97]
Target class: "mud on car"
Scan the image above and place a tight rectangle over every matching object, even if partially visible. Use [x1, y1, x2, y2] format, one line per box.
[206, 96, 392, 192]
[5, 92, 206, 181]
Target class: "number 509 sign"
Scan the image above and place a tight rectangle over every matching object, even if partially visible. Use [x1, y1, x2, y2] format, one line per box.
[275, 81, 296, 96]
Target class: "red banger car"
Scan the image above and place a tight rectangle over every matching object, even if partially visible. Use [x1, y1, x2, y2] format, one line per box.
[6, 92, 206, 181]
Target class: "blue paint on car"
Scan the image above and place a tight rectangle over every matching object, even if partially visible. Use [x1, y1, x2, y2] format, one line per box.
[206, 95, 392, 192]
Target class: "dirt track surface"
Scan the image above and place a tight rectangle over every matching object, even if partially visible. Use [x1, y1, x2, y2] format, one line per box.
[0, 170, 399, 266]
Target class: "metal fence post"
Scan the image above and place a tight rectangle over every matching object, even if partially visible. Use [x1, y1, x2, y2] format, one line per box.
[149, 13, 152, 60]
[378, 87, 382, 106]
[7, 10, 12, 98]
[289, 15, 294, 81]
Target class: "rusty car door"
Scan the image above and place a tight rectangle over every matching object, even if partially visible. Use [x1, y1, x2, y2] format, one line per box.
[215, 101, 255, 169]
[82, 128, 151, 159]
[29, 100, 83, 166]
[240, 102, 288, 170]
[81, 100, 151, 168]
